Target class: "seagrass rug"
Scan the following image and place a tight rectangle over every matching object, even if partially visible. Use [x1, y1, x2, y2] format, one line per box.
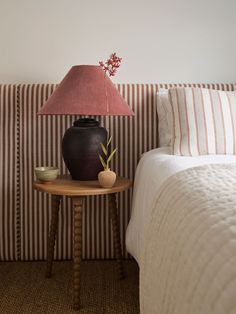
[0, 261, 139, 313]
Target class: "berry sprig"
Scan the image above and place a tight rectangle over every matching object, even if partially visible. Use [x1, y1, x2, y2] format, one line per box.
[99, 53, 122, 77]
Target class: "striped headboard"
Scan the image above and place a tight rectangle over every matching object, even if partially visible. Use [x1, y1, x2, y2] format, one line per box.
[1, 83, 235, 261]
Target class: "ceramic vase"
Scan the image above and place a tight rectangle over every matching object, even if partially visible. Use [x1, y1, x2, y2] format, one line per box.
[62, 118, 107, 180]
[98, 169, 116, 188]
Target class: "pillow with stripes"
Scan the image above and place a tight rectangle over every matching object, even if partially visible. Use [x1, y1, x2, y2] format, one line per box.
[156, 89, 172, 147]
[168, 87, 236, 156]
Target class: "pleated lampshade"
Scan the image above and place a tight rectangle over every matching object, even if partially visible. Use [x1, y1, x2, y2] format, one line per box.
[38, 65, 134, 116]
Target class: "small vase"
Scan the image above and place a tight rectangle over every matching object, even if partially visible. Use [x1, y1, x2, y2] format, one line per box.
[98, 169, 116, 188]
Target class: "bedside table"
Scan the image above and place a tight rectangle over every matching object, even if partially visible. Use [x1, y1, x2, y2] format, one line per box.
[33, 175, 132, 310]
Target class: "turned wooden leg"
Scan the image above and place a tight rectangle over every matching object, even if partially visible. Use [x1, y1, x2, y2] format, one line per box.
[72, 197, 84, 310]
[46, 194, 61, 278]
[109, 193, 124, 279]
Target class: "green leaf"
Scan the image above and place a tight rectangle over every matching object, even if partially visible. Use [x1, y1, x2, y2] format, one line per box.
[101, 143, 108, 156]
[99, 154, 107, 170]
[107, 148, 117, 163]
[107, 135, 112, 147]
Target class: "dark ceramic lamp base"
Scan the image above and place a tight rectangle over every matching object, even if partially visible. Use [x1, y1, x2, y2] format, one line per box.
[62, 118, 107, 180]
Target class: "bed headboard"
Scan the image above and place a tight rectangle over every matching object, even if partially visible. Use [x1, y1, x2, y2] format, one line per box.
[1, 83, 235, 261]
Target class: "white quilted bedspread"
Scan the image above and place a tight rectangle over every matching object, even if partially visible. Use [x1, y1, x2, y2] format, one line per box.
[140, 164, 236, 314]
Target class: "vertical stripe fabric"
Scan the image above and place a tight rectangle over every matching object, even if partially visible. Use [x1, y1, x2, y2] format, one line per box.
[169, 87, 236, 156]
[0, 83, 235, 261]
[0, 85, 18, 261]
[17, 83, 159, 260]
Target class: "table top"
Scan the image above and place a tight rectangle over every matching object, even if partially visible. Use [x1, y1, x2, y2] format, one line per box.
[33, 175, 132, 196]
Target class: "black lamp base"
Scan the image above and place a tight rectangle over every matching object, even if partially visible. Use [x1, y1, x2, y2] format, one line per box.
[62, 118, 107, 180]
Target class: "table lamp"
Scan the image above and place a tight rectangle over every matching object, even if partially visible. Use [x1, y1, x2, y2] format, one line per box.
[38, 65, 134, 180]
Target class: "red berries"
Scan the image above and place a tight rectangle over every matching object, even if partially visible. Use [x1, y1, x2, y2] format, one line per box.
[99, 53, 122, 77]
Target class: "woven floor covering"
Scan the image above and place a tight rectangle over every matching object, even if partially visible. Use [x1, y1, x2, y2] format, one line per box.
[0, 261, 139, 314]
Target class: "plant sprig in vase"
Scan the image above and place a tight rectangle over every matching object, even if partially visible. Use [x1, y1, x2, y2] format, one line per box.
[98, 136, 117, 188]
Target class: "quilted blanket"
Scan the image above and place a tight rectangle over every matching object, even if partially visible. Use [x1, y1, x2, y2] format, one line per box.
[140, 164, 236, 314]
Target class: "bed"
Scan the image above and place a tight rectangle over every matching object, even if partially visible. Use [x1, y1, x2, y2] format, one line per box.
[126, 87, 236, 314]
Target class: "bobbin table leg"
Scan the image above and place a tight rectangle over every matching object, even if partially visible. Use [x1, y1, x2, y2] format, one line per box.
[46, 194, 61, 278]
[109, 193, 125, 279]
[72, 197, 84, 310]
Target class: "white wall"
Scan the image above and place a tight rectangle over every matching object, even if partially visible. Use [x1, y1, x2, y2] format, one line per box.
[0, 0, 235, 83]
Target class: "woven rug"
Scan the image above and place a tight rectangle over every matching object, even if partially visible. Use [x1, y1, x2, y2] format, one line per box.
[0, 260, 139, 313]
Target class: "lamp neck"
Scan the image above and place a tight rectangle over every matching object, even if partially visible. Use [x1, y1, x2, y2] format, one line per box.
[73, 118, 100, 127]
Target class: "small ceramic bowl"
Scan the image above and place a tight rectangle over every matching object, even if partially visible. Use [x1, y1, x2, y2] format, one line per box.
[35, 166, 59, 183]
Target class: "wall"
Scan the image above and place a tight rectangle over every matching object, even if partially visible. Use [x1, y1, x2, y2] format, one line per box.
[0, 0, 236, 84]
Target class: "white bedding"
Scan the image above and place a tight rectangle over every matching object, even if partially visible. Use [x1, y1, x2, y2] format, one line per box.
[126, 147, 236, 263]
[140, 163, 236, 314]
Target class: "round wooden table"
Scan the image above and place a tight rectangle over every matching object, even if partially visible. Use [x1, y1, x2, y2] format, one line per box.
[33, 175, 132, 310]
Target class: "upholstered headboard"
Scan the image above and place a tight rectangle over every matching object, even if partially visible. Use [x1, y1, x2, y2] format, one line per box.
[1, 83, 235, 261]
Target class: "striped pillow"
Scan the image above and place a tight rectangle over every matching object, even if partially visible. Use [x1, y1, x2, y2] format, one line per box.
[156, 89, 172, 147]
[169, 87, 236, 156]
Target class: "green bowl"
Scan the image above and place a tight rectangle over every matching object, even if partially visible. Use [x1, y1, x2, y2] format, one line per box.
[35, 167, 59, 183]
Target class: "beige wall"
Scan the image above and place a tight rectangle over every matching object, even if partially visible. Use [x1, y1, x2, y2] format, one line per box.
[0, 0, 235, 83]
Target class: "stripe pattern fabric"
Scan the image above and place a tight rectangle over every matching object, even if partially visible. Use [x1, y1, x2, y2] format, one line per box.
[169, 87, 236, 156]
[0, 85, 18, 261]
[0, 83, 235, 261]
[17, 83, 159, 260]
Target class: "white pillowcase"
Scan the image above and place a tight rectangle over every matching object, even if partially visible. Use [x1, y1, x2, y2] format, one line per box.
[169, 87, 236, 156]
[156, 89, 172, 147]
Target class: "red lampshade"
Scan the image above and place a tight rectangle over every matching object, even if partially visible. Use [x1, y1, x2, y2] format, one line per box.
[38, 65, 134, 116]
